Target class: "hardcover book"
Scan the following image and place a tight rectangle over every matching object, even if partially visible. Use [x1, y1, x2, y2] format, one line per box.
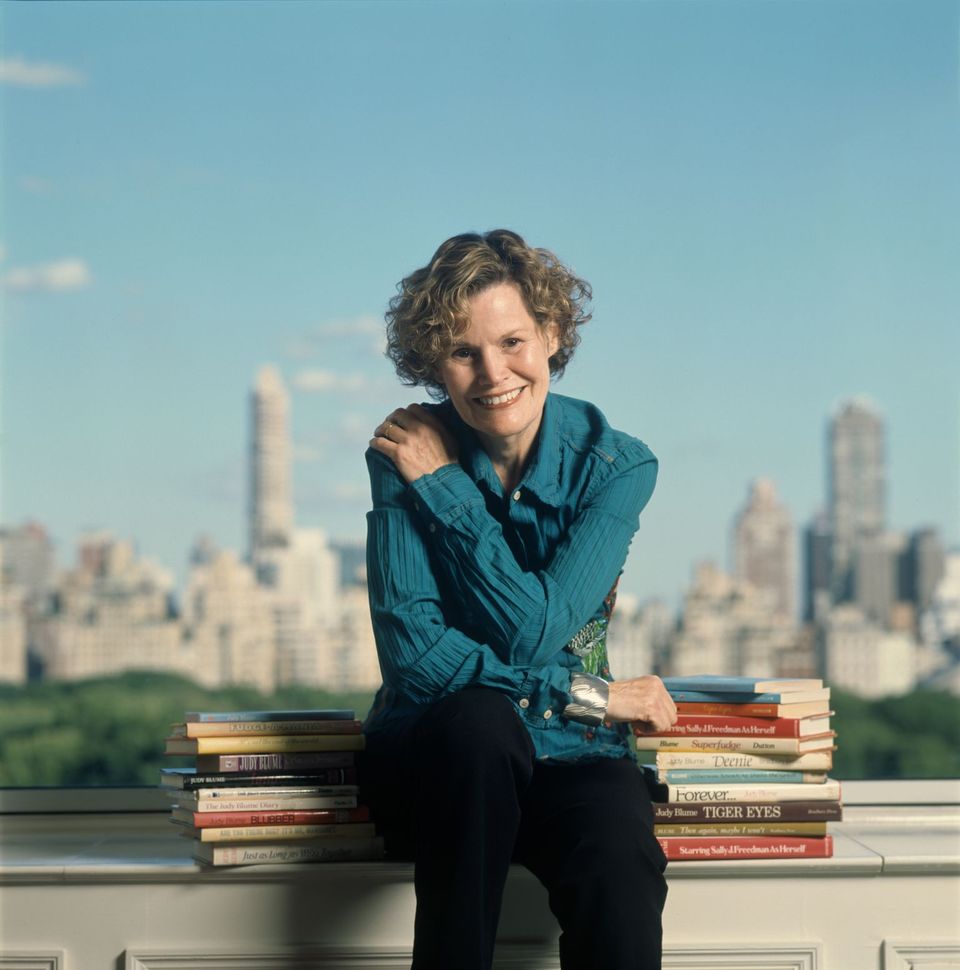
[170, 806, 371, 827]
[184, 710, 355, 722]
[180, 821, 377, 843]
[653, 821, 828, 838]
[192, 836, 385, 866]
[173, 791, 360, 812]
[633, 733, 835, 756]
[194, 752, 355, 773]
[643, 749, 833, 772]
[163, 734, 366, 755]
[650, 769, 827, 785]
[648, 777, 842, 804]
[160, 767, 358, 790]
[662, 677, 823, 694]
[651, 800, 843, 823]
[664, 687, 830, 705]
[674, 700, 830, 719]
[657, 834, 834, 861]
[656, 713, 832, 738]
[171, 719, 363, 738]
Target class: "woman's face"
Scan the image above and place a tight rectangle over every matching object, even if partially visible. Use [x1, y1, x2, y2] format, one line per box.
[436, 282, 557, 459]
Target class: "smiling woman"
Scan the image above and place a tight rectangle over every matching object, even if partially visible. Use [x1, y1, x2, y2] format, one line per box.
[362, 229, 676, 970]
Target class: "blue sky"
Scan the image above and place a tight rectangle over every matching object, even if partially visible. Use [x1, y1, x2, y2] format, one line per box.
[2, 0, 958, 608]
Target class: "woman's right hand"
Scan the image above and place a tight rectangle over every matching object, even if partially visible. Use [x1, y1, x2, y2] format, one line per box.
[370, 403, 459, 484]
[605, 675, 677, 734]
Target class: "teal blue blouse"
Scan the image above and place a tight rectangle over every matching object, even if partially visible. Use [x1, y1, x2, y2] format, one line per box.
[363, 392, 658, 763]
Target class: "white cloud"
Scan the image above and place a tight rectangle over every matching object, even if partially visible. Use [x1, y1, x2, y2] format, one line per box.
[292, 369, 380, 394]
[284, 315, 385, 360]
[4, 258, 92, 293]
[0, 56, 85, 87]
[19, 176, 54, 195]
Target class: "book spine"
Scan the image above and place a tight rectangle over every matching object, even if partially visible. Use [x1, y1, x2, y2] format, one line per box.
[649, 750, 833, 771]
[666, 689, 826, 703]
[652, 800, 843, 823]
[657, 835, 834, 861]
[634, 734, 833, 755]
[664, 781, 841, 803]
[186, 806, 370, 827]
[186, 710, 355, 722]
[166, 734, 366, 754]
[675, 702, 779, 717]
[658, 715, 829, 738]
[178, 720, 364, 737]
[163, 768, 358, 789]
[657, 770, 827, 785]
[662, 677, 821, 693]
[194, 822, 377, 842]
[183, 796, 359, 811]
[197, 837, 386, 865]
[195, 752, 355, 772]
[653, 821, 828, 837]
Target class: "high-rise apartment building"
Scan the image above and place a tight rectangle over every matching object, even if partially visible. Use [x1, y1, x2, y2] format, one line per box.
[732, 478, 795, 619]
[828, 398, 886, 601]
[249, 365, 293, 564]
[802, 511, 832, 622]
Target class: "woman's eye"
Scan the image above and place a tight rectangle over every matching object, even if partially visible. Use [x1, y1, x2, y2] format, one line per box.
[451, 347, 473, 360]
[503, 338, 521, 349]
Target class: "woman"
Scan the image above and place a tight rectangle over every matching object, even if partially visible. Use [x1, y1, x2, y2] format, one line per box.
[361, 229, 677, 970]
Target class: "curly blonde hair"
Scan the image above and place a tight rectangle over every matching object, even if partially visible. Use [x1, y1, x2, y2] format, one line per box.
[385, 229, 592, 398]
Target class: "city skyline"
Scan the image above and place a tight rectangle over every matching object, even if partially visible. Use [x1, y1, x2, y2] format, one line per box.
[3, 1, 958, 607]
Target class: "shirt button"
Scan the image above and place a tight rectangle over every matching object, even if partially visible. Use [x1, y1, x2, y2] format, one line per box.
[543, 709, 553, 720]
[512, 489, 522, 501]
[518, 698, 530, 709]
[428, 523, 436, 533]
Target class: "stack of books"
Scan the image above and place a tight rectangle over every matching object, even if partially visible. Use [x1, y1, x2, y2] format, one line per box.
[161, 709, 384, 867]
[637, 677, 841, 862]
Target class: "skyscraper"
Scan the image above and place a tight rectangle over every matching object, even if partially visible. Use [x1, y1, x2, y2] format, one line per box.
[732, 478, 795, 619]
[249, 365, 293, 564]
[828, 398, 886, 601]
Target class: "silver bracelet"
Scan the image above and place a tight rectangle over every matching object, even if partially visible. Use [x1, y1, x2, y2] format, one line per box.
[563, 672, 610, 726]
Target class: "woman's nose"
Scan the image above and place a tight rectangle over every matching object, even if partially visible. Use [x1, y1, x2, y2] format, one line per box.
[476, 349, 506, 385]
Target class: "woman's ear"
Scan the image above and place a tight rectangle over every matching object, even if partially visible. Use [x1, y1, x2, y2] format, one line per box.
[544, 321, 560, 358]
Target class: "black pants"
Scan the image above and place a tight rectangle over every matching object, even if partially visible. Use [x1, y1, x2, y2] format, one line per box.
[359, 688, 668, 970]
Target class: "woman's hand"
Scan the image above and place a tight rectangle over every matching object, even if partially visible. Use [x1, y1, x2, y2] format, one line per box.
[605, 675, 677, 734]
[370, 403, 459, 484]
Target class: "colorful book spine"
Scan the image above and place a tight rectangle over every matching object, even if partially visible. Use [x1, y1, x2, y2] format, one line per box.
[653, 821, 828, 838]
[187, 821, 377, 843]
[661, 677, 822, 693]
[656, 714, 831, 738]
[657, 834, 834, 861]
[634, 733, 834, 755]
[193, 837, 385, 866]
[185, 710, 355, 722]
[675, 701, 829, 718]
[175, 794, 360, 812]
[194, 752, 355, 772]
[657, 779, 841, 804]
[173, 806, 371, 828]
[654, 769, 827, 785]
[160, 768, 358, 789]
[172, 720, 363, 737]
[663, 688, 829, 704]
[646, 750, 833, 771]
[652, 800, 843, 823]
[164, 734, 366, 755]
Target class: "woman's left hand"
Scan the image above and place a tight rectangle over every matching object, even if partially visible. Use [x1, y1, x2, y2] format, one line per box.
[370, 403, 459, 484]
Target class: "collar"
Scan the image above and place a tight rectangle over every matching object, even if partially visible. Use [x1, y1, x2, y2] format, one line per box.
[438, 393, 564, 507]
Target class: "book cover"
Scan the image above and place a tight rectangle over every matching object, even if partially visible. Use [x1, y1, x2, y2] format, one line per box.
[655, 713, 832, 738]
[163, 734, 366, 755]
[657, 834, 834, 861]
[192, 836, 385, 866]
[182, 821, 377, 843]
[662, 676, 823, 694]
[652, 800, 843, 823]
[194, 751, 355, 773]
[634, 733, 835, 756]
[170, 806, 371, 828]
[644, 749, 833, 772]
[651, 769, 827, 785]
[651, 778, 842, 804]
[171, 719, 363, 738]
[653, 821, 828, 838]
[168, 783, 358, 799]
[674, 700, 830, 719]
[160, 767, 357, 790]
[185, 710, 355, 722]
[173, 792, 359, 812]
[664, 687, 830, 704]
